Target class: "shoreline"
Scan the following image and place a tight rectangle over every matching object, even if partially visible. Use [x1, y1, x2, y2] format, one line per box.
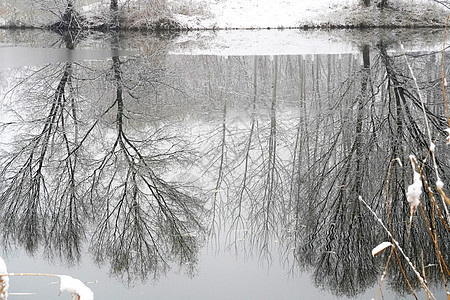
[0, 22, 446, 32]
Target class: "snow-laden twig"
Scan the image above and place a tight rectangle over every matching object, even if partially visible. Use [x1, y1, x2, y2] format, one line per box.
[375, 246, 394, 300]
[445, 128, 450, 145]
[358, 196, 436, 300]
[406, 156, 422, 227]
[0, 257, 94, 300]
[406, 156, 422, 210]
[371, 241, 392, 257]
[0, 272, 94, 300]
[58, 275, 94, 300]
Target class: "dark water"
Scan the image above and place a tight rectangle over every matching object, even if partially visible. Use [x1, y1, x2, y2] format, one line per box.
[0, 29, 449, 299]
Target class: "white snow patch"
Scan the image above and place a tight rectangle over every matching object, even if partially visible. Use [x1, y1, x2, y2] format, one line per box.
[171, 0, 440, 29]
[59, 275, 94, 300]
[394, 157, 403, 167]
[406, 171, 422, 209]
[445, 128, 450, 145]
[430, 142, 435, 153]
[372, 241, 392, 257]
[170, 0, 356, 29]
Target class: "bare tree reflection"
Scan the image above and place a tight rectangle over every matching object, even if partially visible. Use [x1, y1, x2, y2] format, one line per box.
[0, 33, 85, 261]
[377, 41, 450, 294]
[90, 38, 205, 283]
[286, 48, 380, 297]
[1, 32, 449, 297]
[0, 34, 206, 284]
[193, 49, 450, 298]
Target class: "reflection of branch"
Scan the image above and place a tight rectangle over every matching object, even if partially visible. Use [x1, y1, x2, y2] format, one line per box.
[227, 57, 259, 250]
[431, 0, 450, 9]
[0, 62, 84, 260]
[91, 56, 203, 283]
[290, 51, 380, 297]
[211, 89, 227, 232]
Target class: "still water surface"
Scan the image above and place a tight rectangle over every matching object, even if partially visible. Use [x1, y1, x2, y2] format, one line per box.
[0, 29, 448, 299]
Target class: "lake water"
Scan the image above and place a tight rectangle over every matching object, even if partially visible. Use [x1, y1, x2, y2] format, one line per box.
[0, 28, 449, 299]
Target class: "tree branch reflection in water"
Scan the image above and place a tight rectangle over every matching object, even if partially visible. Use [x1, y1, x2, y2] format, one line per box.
[0, 33, 206, 285]
[0, 34, 84, 261]
[185, 48, 449, 297]
[90, 38, 205, 283]
[0, 33, 449, 298]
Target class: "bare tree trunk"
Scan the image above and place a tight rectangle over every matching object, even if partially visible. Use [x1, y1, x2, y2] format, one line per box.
[110, 0, 118, 10]
[110, 0, 119, 29]
[52, 0, 84, 30]
[378, 0, 388, 8]
[63, 0, 75, 26]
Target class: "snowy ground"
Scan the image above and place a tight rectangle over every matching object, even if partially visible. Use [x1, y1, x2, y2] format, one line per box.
[170, 0, 447, 29]
[168, 0, 448, 56]
[170, 0, 350, 29]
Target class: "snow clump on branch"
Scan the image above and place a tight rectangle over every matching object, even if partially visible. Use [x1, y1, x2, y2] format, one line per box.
[445, 128, 450, 145]
[407, 170, 422, 209]
[59, 275, 94, 300]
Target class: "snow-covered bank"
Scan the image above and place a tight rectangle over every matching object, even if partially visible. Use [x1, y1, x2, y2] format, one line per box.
[170, 0, 448, 29]
[166, 0, 448, 56]
[0, 0, 448, 30]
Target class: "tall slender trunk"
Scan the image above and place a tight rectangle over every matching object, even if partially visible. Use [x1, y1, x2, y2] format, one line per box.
[378, 0, 388, 8]
[110, 0, 119, 29]
[62, 0, 75, 27]
[110, 0, 118, 10]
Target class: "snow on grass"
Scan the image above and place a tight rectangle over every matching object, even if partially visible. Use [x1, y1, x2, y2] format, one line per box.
[170, 0, 355, 29]
[323, 0, 446, 28]
[59, 275, 94, 300]
[170, 0, 447, 29]
[371, 241, 392, 257]
[168, 0, 448, 56]
[406, 162, 422, 210]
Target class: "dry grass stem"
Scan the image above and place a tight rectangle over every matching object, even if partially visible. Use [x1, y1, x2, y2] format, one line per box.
[385, 158, 418, 299]
[421, 251, 431, 300]
[375, 247, 393, 300]
[403, 46, 450, 225]
[359, 196, 435, 300]
[411, 159, 450, 278]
